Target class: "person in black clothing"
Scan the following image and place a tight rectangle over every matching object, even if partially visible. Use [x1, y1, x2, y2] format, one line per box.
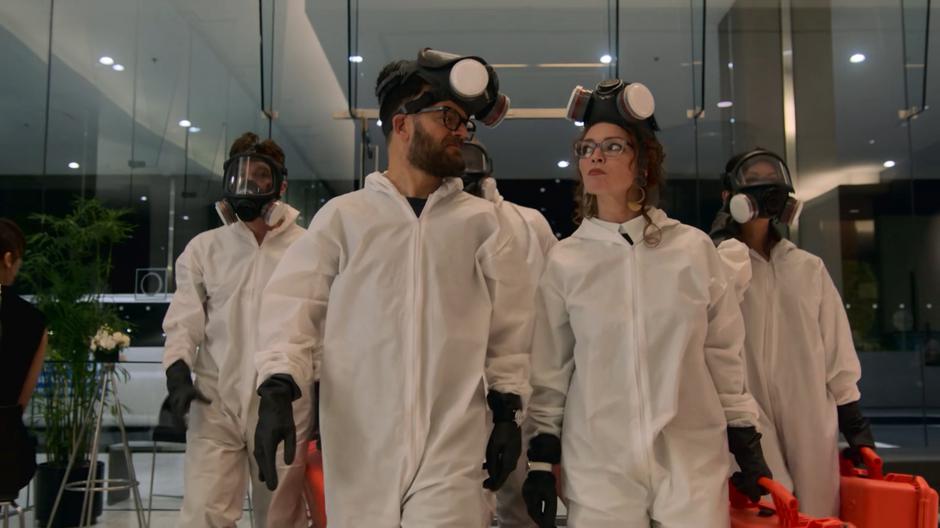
[0, 218, 47, 496]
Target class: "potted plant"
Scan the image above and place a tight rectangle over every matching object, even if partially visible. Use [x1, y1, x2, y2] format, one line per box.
[20, 198, 132, 527]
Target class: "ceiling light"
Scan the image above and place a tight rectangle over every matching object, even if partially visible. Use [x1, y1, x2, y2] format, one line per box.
[112, 64, 125, 72]
[727, 62, 734, 69]
[850, 53, 866, 64]
[99, 56, 114, 66]
[574, 121, 584, 127]
[868, 139, 875, 145]
[717, 101, 733, 108]
[557, 160, 570, 168]
[349, 55, 363, 63]
[600, 54, 613, 64]
[182, 215, 190, 221]
[376, 119, 383, 127]
[178, 119, 192, 128]
[729, 117, 736, 124]
[188, 126, 201, 133]
[883, 160, 895, 168]
[68, 162, 80, 169]
[140, 195, 149, 202]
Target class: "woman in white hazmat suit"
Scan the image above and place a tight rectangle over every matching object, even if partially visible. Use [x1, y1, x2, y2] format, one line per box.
[521, 79, 770, 528]
[709, 148, 876, 518]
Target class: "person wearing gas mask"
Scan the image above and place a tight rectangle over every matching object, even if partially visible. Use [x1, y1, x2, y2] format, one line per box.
[462, 141, 555, 528]
[710, 149, 874, 518]
[252, 48, 533, 527]
[521, 79, 768, 528]
[162, 132, 310, 527]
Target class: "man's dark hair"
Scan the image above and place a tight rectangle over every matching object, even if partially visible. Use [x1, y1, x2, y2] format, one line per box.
[376, 60, 427, 140]
[0, 218, 26, 261]
[229, 131, 286, 167]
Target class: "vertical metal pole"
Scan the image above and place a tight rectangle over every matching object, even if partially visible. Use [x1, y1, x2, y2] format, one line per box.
[780, 0, 799, 241]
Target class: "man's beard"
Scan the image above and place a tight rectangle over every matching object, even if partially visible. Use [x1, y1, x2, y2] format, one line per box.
[407, 120, 465, 179]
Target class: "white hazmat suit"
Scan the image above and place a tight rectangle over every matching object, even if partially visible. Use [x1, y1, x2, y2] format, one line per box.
[255, 172, 534, 527]
[477, 178, 556, 528]
[529, 209, 760, 528]
[717, 237, 863, 518]
[162, 205, 311, 527]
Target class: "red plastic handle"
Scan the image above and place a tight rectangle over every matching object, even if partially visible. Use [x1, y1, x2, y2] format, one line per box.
[859, 446, 884, 480]
[758, 476, 800, 526]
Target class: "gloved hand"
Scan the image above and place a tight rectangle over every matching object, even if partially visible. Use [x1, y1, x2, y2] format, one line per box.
[523, 433, 561, 528]
[253, 374, 301, 491]
[838, 400, 876, 465]
[728, 426, 773, 502]
[483, 391, 522, 491]
[165, 359, 211, 424]
[709, 199, 736, 246]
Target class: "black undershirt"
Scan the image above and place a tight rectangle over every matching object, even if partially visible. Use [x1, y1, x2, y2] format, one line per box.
[621, 232, 634, 245]
[407, 197, 428, 217]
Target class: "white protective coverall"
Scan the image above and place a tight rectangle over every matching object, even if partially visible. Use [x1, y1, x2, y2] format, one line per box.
[529, 208, 760, 528]
[717, 237, 863, 518]
[477, 178, 557, 528]
[162, 205, 311, 528]
[255, 172, 535, 527]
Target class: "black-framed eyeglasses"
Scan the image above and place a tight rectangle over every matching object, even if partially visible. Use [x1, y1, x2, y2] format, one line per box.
[411, 106, 474, 137]
[573, 138, 633, 159]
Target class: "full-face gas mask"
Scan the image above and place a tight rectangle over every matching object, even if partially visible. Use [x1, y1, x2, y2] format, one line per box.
[461, 141, 495, 199]
[723, 149, 802, 225]
[214, 149, 288, 226]
[376, 48, 510, 133]
[565, 79, 659, 132]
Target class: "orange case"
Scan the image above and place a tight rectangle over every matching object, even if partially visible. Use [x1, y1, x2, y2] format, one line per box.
[840, 447, 938, 528]
[304, 441, 328, 528]
[731, 477, 852, 528]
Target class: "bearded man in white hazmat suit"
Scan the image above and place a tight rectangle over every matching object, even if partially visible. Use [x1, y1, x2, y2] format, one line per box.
[252, 48, 534, 527]
[462, 141, 556, 528]
[710, 148, 876, 518]
[162, 132, 310, 527]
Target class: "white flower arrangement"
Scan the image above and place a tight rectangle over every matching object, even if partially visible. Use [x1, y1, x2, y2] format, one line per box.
[90, 325, 131, 352]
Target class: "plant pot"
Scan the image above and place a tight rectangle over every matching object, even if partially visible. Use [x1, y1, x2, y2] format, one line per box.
[35, 461, 104, 528]
[92, 349, 120, 363]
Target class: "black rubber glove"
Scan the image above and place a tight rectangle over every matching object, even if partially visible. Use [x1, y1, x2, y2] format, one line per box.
[728, 426, 773, 502]
[838, 400, 876, 465]
[709, 199, 736, 246]
[253, 374, 301, 491]
[523, 433, 561, 528]
[483, 391, 522, 491]
[165, 359, 211, 424]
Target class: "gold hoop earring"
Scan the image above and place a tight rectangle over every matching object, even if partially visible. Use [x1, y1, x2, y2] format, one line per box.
[628, 186, 646, 212]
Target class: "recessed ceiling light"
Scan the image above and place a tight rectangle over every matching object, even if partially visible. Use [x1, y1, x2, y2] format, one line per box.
[557, 160, 570, 168]
[188, 126, 201, 133]
[68, 162, 80, 169]
[376, 119, 383, 127]
[178, 119, 192, 128]
[574, 121, 584, 127]
[600, 54, 613, 64]
[140, 195, 149, 202]
[112, 64, 125, 72]
[182, 215, 190, 221]
[729, 117, 736, 124]
[717, 101, 733, 108]
[850, 53, 866, 64]
[99, 56, 114, 66]
[883, 160, 895, 168]
[727, 62, 734, 69]
[349, 55, 363, 63]
[868, 139, 876, 145]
